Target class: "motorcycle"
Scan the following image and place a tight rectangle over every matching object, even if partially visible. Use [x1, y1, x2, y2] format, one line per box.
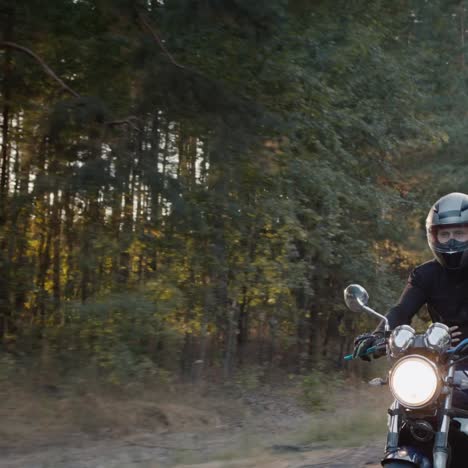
[344, 284, 468, 468]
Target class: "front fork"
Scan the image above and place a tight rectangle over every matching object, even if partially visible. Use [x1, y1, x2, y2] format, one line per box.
[433, 365, 455, 468]
[386, 400, 400, 452]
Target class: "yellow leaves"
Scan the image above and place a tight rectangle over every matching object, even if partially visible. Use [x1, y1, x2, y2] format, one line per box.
[373, 239, 425, 273]
[440, 132, 449, 144]
[263, 139, 281, 151]
[159, 289, 173, 300]
[263, 136, 289, 154]
[149, 229, 163, 239]
[180, 320, 201, 334]
[28, 238, 41, 252]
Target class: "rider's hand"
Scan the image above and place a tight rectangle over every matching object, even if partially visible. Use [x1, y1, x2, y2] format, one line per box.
[450, 325, 462, 344]
[352, 333, 378, 361]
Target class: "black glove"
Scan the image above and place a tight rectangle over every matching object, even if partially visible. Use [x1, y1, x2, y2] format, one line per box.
[353, 333, 378, 361]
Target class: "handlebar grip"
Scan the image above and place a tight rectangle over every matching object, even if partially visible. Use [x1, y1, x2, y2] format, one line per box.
[344, 345, 378, 361]
[448, 338, 468, 354]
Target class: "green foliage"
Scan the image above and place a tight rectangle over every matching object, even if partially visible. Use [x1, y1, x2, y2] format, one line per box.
[1, 0, 465, 383]
[301, 370, 344, 410]
[233, 365, 266, 391]
[14, 292, 182, 384]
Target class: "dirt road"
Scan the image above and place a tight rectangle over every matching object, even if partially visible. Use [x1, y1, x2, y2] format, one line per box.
[0, 381, 388, 467]
[1, 436, 384, 468]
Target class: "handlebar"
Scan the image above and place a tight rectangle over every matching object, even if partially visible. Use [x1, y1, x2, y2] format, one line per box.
[345, 337, 468, 361]
[344, 344, 385, 361]
[447, 338, 468, 355]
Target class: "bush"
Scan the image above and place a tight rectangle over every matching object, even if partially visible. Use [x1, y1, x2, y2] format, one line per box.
[301, 369, 344, 410]
[11, 290, 183, 386]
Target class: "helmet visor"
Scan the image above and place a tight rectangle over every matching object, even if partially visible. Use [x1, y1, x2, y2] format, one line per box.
[428, 223, 468, 252]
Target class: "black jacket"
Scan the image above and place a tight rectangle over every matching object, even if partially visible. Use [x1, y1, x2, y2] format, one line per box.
[377, 259, 468, 339]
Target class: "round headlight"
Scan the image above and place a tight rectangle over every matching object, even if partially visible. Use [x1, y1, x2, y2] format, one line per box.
[389, 325, 415, 357]
[424, 322, 451, 353]
[389, 355, 441, 409]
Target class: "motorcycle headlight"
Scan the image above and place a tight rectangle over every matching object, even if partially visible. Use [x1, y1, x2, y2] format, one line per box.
[389, 355, 441, 409]
[389, 325, 415, 357]
[424, 322, 451, 353]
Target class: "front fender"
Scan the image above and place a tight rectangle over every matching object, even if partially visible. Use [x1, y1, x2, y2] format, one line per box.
[382, 446, 432, 468]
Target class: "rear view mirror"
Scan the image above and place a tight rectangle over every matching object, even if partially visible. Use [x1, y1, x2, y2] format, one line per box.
[343, 284, 389, 331]
[344, 284, 369, 313]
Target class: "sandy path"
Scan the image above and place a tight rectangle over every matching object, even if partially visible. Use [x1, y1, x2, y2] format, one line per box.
[0, 384, 388, 467]
[0, 438, 384, 468]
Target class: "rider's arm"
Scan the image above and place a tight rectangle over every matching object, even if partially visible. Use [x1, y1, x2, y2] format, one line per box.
[375, 267, 429, 334]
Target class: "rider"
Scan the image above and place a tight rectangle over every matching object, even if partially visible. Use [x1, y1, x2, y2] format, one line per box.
[353, 192, 468, 361]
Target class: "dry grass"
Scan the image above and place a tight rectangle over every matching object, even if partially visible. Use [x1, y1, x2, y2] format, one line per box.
[173, 456, 291, 468]
[0, 382, 228, 452]
[296, 382, 390, 447]
[0, 373, 392, 468]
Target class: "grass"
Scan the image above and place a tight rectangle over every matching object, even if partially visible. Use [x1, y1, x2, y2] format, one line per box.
[302, 406, 387, 446]
[297, 383, 390, 448]
[171, 377, 391, 466]
[0, 381, 226, 453]
[0, 368, 392, 467]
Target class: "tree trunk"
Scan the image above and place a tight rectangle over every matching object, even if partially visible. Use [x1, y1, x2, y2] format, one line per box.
[307, 308, 321, 368]
[0, 7, 14, 340]
[224, 301, 238, 379]
[0, 7, 14, 221]
[63, 190, 75, 300]
[36, 200, 53, 321]
[237, 284, 249, 365]
[52, 190, 62, 312]
[461, 1, 465, 69]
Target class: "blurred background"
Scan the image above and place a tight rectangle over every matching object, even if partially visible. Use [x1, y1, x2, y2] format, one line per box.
[0, 1, 467, 466]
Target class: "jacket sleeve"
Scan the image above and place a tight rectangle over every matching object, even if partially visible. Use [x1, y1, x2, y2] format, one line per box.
[375, 268, 429, 334]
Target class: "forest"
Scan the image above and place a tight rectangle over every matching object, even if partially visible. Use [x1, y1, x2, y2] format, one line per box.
[1, 0, 467, 387]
